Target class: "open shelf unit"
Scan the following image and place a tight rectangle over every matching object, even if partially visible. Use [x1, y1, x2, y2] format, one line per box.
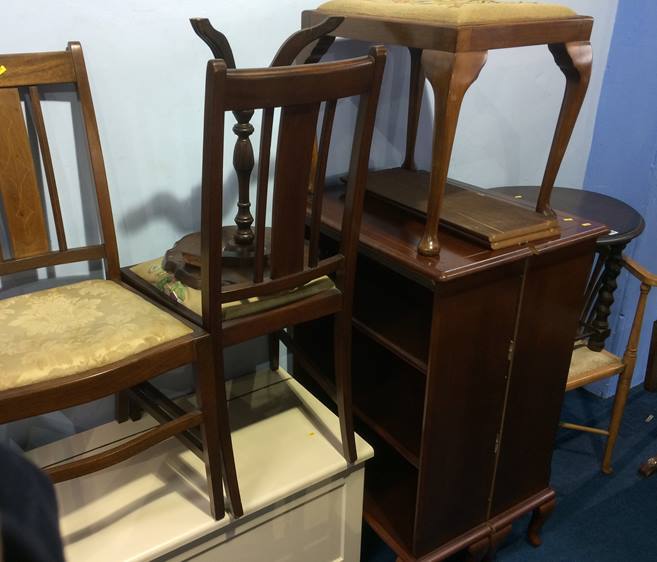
[294, 187, 602, 560]
[296, 313, 425, 468]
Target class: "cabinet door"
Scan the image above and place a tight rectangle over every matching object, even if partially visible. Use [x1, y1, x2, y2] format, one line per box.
[413, 264, 523, 556]
[490, 240, 596, 516]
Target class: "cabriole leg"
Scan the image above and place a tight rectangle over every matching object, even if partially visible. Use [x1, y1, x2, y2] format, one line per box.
[418, 49, 487, 256]
[537, 41, 592, 216]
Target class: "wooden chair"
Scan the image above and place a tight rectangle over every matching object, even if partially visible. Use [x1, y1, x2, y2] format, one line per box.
[639, 321, 657, 476]
[561, 256, 657, 473]
[122, 47, 387, 463]
[189, 16, 343, 373]
[0, 42, 240, 520]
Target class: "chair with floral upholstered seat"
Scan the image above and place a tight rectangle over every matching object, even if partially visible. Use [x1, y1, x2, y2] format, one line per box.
[0, 42, 241, 519]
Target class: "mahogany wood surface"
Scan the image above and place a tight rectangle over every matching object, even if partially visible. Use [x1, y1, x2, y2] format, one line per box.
[490, 241, 597, 515]
[169, 17, 365, 287]
[191, 17, 256, 251]
[294, 181, 603, 559]
[414, 263, 523, 554]
[418, 48, 487, 255]
[301, 11, 593, 53]
[187, 16, 344, 274]
[367, 169, 559, 250]
[318, 185, 605, 284]
[402, 47, 424, 171]
[538, 42, 592, 216]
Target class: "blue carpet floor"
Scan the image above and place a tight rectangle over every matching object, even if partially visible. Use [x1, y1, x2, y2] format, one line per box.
[361, 386, 657, 561]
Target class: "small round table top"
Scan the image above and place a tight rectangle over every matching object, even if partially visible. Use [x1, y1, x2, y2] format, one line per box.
[491, 186, 645, 247]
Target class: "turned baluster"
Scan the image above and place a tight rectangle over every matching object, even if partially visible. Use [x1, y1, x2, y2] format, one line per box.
[232, 109, 255, 247]
[191, 18, 256, 251]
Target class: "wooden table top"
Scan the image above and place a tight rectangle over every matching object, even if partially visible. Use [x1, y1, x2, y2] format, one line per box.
[302, 10, 593, 52]
[319, 183, 607, 284]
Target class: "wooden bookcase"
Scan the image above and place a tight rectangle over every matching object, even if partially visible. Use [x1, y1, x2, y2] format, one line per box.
[294, 186, 605, 561]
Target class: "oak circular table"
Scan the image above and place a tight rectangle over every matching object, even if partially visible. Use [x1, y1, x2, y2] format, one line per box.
[492, 185, 645, 351]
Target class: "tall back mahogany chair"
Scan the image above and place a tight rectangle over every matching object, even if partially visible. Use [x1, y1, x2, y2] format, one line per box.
[0, 42, 240, 520]
[562, 256, 656, 473]
[123, 47, 386, 463]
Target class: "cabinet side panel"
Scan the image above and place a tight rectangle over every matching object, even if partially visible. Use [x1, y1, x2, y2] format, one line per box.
[491, 240, 596, 515]
[413, 265, 523, 555]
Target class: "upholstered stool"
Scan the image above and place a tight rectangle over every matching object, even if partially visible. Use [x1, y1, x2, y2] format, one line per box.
[303, 0, 593, 255]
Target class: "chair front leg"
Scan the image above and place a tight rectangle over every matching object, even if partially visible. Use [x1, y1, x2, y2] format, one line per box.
[196, 337, 243, 518]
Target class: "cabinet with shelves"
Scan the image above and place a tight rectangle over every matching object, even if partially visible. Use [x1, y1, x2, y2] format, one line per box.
[295, 186, 604, 560]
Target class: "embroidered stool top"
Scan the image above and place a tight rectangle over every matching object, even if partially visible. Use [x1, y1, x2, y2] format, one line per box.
[317, 0, 576, 26]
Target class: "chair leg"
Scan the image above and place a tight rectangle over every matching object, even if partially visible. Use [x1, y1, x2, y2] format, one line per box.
[602, 368, 632, 474]
[334, 311, 357, 463]
[115, 391, 130, 423]
[115, 391, 142, 423]
[196, 338, 243, 519]
[268, 332, 280, 371]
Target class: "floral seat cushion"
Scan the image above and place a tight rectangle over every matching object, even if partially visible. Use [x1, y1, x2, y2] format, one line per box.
[0, 280, 193, 392]
[129, 258, 340, 321]
[317, 0, 576, 25]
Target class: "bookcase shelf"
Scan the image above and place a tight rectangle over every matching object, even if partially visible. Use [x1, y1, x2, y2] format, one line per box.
[295, 186, 602, 560]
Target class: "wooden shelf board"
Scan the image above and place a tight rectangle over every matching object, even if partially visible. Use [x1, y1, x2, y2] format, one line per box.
[352, 259, 432, 372]
[294, 318, 424, 467]
[352, 318, 427, 374]
[363, 441, 419, 559]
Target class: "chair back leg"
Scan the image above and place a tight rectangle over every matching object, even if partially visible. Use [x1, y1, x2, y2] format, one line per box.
[602, 282, 651, 473]
[115, 390, 143, 423]
[268, 333, 280, 371]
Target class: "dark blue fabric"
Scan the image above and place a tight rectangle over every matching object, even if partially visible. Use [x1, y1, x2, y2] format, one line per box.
[0, 444, 64, 562]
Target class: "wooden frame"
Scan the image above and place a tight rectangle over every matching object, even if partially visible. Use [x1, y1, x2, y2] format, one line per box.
[122, 42, 387, 464]
[562, 255, 657, 474]
[301, 10, 594, 256]
[0, 43, 240, 520]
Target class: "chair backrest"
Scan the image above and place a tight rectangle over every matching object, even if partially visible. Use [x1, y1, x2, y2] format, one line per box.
[0, 42, 119, 280]
[200, 47, 386, 329]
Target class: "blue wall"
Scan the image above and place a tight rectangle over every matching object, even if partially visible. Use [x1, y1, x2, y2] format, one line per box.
[584, 0, 657, 394]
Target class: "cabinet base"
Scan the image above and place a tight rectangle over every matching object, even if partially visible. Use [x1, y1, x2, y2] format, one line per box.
[371, 488, 556, 561]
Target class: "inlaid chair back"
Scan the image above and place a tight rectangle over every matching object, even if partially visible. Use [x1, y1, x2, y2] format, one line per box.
[0, 42, 118, 280]
[200, 47, 386, 332]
